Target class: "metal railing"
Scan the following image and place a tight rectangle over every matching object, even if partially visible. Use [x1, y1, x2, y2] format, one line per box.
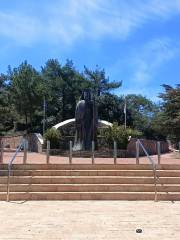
[136, 139, 158, 201]
[7, 139, 26, 202]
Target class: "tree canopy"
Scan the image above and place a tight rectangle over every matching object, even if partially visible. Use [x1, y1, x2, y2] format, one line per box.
[0, 59, 179, 145]
[159, 84, 180, 144]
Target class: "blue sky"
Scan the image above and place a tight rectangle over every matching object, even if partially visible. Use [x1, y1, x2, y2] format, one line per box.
[0, 0, 180, 101]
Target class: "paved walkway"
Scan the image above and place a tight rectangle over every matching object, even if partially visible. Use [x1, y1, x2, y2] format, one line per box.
[2, 151, 180, 164]
[0, 201, 180, 239]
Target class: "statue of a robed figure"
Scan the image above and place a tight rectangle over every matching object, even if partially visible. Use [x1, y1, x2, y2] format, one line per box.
[73, 89, 98, 151]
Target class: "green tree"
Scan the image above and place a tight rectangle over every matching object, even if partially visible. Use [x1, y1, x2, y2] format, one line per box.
[149, 110, 167, 140]
[61, 60, 88, 119]
[0, 58, 166, 140]
[101, 122, 142, 149]
[42, 59, 88, 127]
[125, 94, 157, 134]
[159, 84, 180, 144]
[98, 93, 125, 124]
[8, 61, 45, 131]
[84, 66, 122, 95]
[44, 128, 62, 148]
[0, 74, 14, 134]
[41, 59, 64, 126]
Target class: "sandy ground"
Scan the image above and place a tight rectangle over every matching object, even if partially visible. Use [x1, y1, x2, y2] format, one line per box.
[0, 200, 180, 240]
[1, 152, 180, 239]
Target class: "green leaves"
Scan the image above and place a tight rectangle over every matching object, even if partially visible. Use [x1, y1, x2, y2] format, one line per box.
[44, 128, 62, 149]
[84, 66, 122, 95]
[159, 84, 180, 144]
[1, 58, 177, 145]
[100, 122, 142, 149]
[125, 94, 157, 135]
[8, 61, 44, 131]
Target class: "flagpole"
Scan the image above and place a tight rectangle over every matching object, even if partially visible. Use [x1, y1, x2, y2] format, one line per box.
[124, 97, 127, 129]
[43, 96, 46, 136]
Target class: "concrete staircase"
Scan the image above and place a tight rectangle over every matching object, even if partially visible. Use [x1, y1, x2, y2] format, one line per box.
[1, 164, 180, 201]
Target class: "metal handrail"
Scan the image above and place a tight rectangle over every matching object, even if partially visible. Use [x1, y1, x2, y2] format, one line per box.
[7, 139, 25, 202]
[137, 139, 158, 202]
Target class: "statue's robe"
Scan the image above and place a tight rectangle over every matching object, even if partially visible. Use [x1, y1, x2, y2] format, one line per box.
[73, 99, 97, 151]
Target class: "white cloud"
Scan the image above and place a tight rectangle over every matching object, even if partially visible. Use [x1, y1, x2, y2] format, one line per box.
[133, 37, 179, 84]
[109, 37, 180, 100]
[0, 11, 42, 46]
[0, 0, 180, 46]
[46, 0, 180, 44]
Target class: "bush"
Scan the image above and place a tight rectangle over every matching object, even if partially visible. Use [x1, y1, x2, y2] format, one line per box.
[126, 127, 142, 139]
[101, 122, 142, 149]
[44, 128, 62, 149]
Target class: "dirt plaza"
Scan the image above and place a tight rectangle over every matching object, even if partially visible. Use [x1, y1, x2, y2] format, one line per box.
[2, 151, 180, 165]
[0, 200, 180, 240]
[1, 151, 180, 239]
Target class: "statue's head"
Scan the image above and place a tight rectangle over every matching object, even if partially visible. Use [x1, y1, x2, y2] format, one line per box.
[81, 89, 91, 101]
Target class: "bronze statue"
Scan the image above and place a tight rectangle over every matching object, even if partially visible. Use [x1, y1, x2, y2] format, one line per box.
[73, 89, 97, 151]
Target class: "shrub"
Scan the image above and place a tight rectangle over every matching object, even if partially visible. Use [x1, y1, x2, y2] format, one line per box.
[126, 127, 142, 139]
[101, 122, 142, 149]
[44, 128, 62, 149]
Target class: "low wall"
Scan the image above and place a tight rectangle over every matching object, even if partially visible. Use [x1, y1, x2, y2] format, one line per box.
[0, 134, 43, 153]
[27, 134, 43, 153]
[127, 138, 169, 157]
[0, 135, 23, 149]
[0, 135, 169, 156]
[50, 138, 169, 157]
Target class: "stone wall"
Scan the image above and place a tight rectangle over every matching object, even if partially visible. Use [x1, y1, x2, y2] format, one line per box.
[0, 135, 23, 149]
[127, 138, 169, 157]
[0, 135, 169, 156]
[27, 134, 43, 153]
[0, 134, 43, 153]
[59, 138, 169, 157]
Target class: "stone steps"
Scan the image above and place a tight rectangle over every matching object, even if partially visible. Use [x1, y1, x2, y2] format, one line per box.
[1, 192, 180, 201]
[1, 183, 180, 192]
[1, 169, 180, 177]
[1, 164, 180, 201]
[2, 176, 180, 184]
[1, 164, 180, 170]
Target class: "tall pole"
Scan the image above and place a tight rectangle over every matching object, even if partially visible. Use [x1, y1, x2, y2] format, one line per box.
[93, 92, 95, 142]
[124, 96, 127, 129]
[92, 87, 99, 145]
[43, 96, 46, 136]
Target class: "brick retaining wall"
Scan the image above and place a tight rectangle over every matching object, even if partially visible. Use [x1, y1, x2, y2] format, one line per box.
[27, 134, 43, 153]
[0, 135, 169, 156]
[0, 134, 42, 152]
[0, 135, 23, 149]
[127, 138, 169, 157]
